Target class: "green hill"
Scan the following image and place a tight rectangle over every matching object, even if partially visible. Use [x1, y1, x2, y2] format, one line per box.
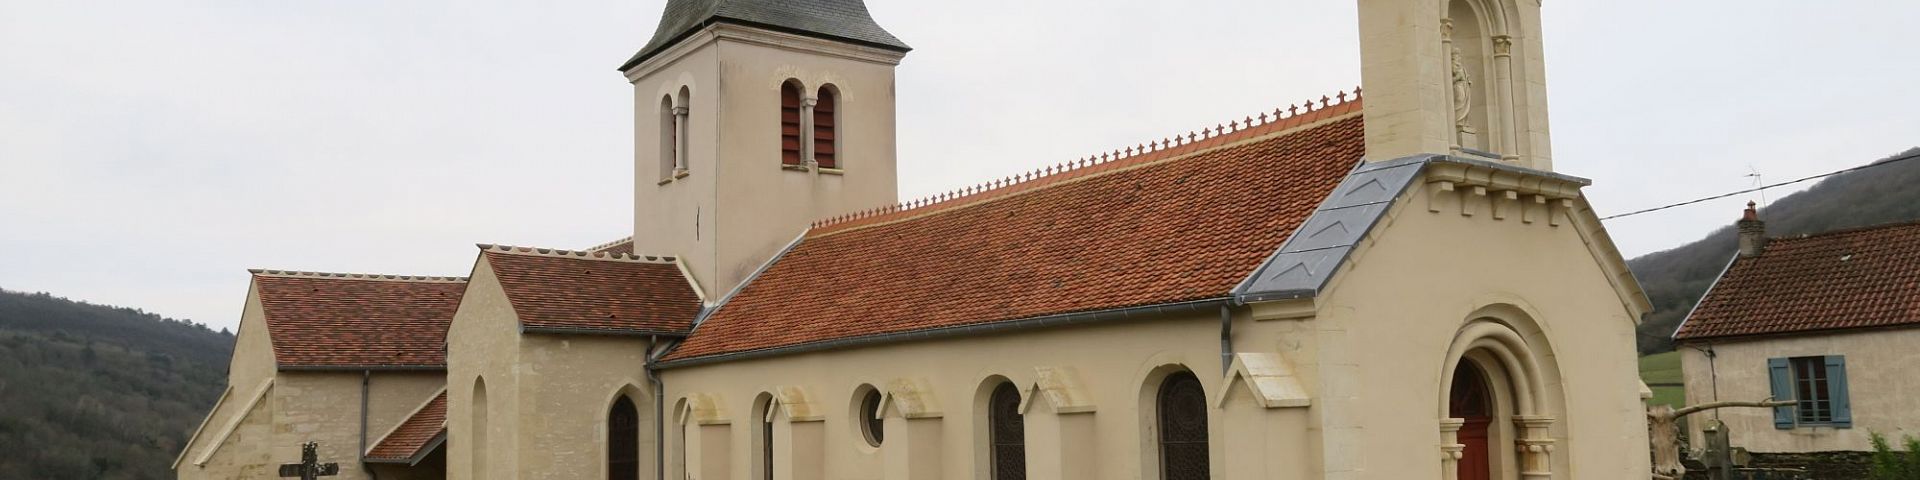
[0, 288, 232, 479]
[1630, 147, 1920, 354]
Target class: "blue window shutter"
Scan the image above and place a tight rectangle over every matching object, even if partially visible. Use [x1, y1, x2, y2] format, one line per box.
[1826, 355, 1852, 428]
[1768, 357, 1794, 429]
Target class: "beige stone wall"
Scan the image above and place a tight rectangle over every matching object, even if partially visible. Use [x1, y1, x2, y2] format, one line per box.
[514, 334, 659, 479]
[447, 259, 523, 479]
[628, 24, 903, 297]
[447, 256, 664, 479]
[660, 311, 1253, 480]
[1310, 181, 1649, 479]
[176, 283, 277, 478]
[1679, 328, 1920, 453]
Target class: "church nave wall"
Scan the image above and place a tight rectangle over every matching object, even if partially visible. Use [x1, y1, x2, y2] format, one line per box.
[657, 309, 1325, 479]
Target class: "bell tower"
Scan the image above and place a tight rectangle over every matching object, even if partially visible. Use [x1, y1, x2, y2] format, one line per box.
[1358, 0, 1554, 171]
[620, 0, 910, 296]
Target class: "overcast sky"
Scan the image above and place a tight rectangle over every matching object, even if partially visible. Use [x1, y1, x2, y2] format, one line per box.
[2, 1, 1915, 331]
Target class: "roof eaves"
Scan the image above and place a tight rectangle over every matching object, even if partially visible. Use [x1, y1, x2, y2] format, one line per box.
[278, 365, 446, 372]
[660, 298, 1230, 368]
[520, 325, 692, 338]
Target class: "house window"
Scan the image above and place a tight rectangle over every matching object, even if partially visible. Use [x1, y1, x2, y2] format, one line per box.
[813, 87, 838, 169]
[988, 382, 1026, 480]
[1768, 356, 1852, 429]
[859, 388, 884, 447]
[1157, 370, 1209, 479]
[780, 80, 804, 167]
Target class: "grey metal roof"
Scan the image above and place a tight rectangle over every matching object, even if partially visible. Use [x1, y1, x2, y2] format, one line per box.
[620, 0, 911, 71]
[1232, 154, 1593, 303]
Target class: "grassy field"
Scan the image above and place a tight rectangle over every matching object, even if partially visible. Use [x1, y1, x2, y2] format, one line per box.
[1640, 351, 1686, 408]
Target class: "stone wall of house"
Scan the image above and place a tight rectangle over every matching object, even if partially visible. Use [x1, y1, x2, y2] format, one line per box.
[1680, 327, 1920, 453]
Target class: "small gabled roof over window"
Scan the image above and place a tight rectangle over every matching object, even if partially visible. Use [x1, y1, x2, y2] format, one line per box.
[1676, 220, 1920, 341]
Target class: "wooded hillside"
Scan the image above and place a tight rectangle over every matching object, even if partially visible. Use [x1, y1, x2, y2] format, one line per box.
[1630, 147, 1920, 354]
[0, 288, 232, 479]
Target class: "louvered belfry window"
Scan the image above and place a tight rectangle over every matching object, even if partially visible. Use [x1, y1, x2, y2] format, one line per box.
[780, 81, 804, 166]
[989, 382, 1026, 480]
[813, 88, 837, 169]
[608, 396, 640, 480]
[1158, 371, 1210, 480]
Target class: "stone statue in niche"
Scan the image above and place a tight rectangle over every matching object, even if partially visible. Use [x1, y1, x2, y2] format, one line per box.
[1450, 47, 1476, 138]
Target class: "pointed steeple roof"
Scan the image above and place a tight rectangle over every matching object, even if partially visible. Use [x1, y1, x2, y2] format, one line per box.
[620, 0, 911, 71]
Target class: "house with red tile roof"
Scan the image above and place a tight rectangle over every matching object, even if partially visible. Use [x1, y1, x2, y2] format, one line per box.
[1673, 205, 1920, 455]
[182, 0, 1665, 479]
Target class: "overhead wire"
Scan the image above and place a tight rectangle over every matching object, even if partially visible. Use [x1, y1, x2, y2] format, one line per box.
[1599, 150, 1920, 221]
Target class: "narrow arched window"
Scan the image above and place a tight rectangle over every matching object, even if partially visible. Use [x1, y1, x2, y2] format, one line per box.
[471, 378, 490, 480]
[753, 393, 775, 480]
[609, 396, 640, 480]
[659, 95, 676, 180]
[813, 87, 838, 169]
[989, 382, 1026, 480]
[1157, 371, 1209, 479]
[780, 81, 804, 167]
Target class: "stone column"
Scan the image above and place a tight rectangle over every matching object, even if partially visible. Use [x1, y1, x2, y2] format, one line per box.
[1513, 415, 1556, 479]
[671, 106, 690, 175]
[693, 423, 730, 480]
[1439, 418, 1465, 480]
[1025, 405, 1095, 480]
[1491, 35, 1519, 163]
[800, 97, 818, 170]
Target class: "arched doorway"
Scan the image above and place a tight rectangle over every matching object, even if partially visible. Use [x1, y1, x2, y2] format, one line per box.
[1450, 361, 1495, 480]
[608, 396, 640, 480]
[1157, 370, 1209, 479]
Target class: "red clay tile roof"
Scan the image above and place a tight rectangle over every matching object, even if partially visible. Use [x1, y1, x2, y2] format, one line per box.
[666, 101, 1365, 361]
[252, 271, 466, 369]
[591, 237, 636, 256]
[1675, 220, 1920, 341]
[366, 391, 447, 463]
[482, 245, 703, 334]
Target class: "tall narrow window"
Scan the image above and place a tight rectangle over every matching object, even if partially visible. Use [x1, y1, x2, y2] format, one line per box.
[659, 96, 676, 180]
[1157, 371, 1209, 479]
[989, 382, 1026, 480]
[609, 396, 640, 480]
[472, 378, 490, 480]
[780, 81, 804, 167]
[753, 393, 775, 480]
[813, 87, 838, 169]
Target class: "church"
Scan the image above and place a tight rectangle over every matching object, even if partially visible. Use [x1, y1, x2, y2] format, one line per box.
[174, 0, 1656, 479]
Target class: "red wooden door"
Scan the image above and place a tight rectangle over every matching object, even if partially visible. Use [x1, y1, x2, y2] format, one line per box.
[1451, 362, 1494, 480]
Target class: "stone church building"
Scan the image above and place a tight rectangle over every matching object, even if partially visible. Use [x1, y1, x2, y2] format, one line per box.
[175, 0, 1656, 478]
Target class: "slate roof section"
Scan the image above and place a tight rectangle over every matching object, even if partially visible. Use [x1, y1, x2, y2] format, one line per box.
[481, 245, 703, 335]
[365, 391, 447, 464]
[666, 103, 1366, 362]
[621, 0, 911, 70]
[251, 271, 466, 369]
[1675, 220, 1920, 341]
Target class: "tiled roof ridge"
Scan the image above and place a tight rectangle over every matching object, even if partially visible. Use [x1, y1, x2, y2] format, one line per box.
[477, 243, 679, 264]
[1769, 217, 1920, 242]
[248, 269, 468, 283]
[587, 236, 634, 252]
[809, 87, 1364, 236]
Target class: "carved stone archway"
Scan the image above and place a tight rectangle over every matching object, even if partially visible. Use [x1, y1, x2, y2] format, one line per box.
[1438, 318, 1557, 480]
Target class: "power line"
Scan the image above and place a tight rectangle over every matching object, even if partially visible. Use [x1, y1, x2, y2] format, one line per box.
[1600, 150, 1920, 221]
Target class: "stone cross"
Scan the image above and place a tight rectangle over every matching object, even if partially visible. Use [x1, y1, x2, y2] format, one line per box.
[278, 442, 341, 480]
